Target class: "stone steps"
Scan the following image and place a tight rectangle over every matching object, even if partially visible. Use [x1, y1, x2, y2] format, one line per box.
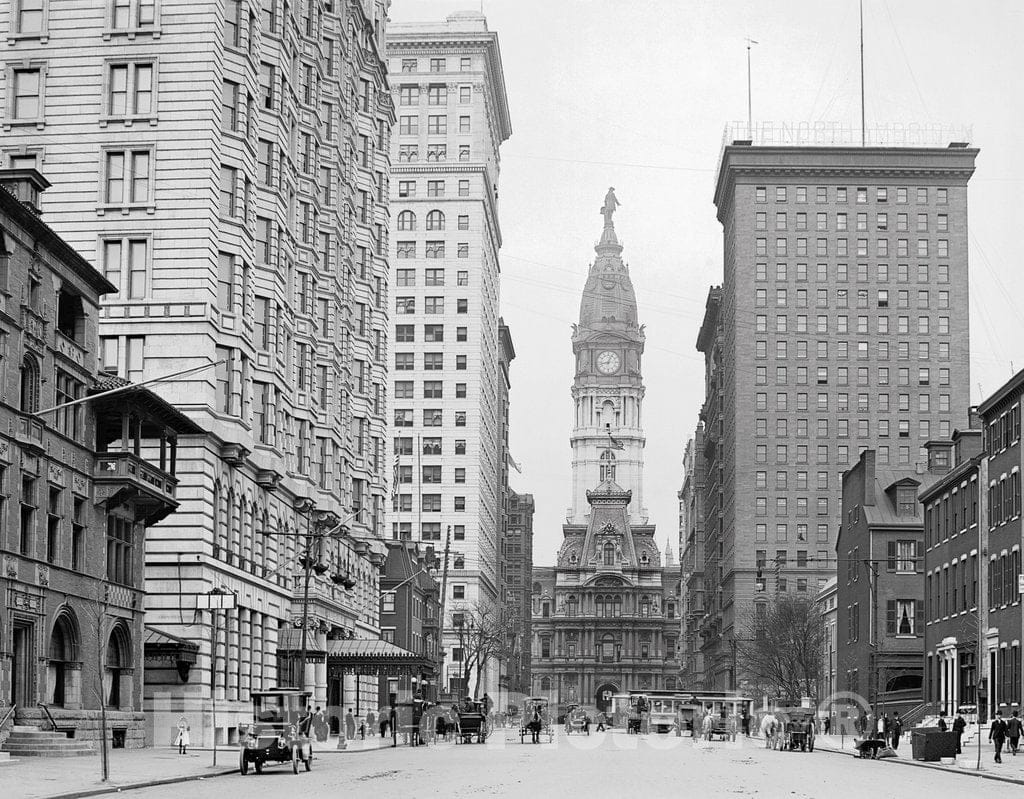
[1, 727, 94, 758]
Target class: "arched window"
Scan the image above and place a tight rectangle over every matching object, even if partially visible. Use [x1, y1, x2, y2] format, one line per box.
[531, 581, 542, 594]
[600, 451, 616, 482]
[105, 622, 132, 708]
[665, 677, 676, 690]
[48, 611, 79, 706]
[613, 595, 622, 616]
[20, 354, 40, 413]
[426, 210, 445, 231]
[603, 541, 615, 566]
[595, 595, 605, 617]
[640, 596, 651, 617]
[566, 595, 578, 616]
[540, 676, 551, 691]
[397, 210, 416, 231]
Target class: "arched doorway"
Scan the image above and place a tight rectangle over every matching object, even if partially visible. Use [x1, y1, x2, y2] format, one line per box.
[105, 622, 132, 708]
[48, 611, 79, 706]
[595, 683, 618, 714]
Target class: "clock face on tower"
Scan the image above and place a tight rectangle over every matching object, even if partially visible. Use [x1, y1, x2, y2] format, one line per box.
[596, 350, 621, 374]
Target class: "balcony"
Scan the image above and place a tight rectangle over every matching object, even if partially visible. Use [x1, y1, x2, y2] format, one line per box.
[94, 451, 179, 525]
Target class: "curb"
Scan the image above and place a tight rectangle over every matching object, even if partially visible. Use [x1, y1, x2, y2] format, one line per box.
[33, 744, 397, 799]
[815, 743, 1024, 787]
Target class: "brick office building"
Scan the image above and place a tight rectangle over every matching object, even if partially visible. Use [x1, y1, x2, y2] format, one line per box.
[692, 136, 977, 689]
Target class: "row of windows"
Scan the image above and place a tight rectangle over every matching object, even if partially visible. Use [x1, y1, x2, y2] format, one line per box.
[988, 471, 1022, 528]
[11, 0, 156, 37]
[926, 556, 979, 620]
[755, 262, 950, 284]
[756, 287, 950, 309]
[396, 241, 472, 259]
[754, 523, 829, 543]
[394, 352, 468, 370]
[756, 315, 951, 335]
[395, 324, 468, 343]
[391, 522, 466, 541]
[395, 268, 471, 287]
[756, 388, 952, 413]
[392, 494, 468, 512]
[755, 185, 949, 205]
[754, 443, 933, 467]
[393, 437, 468, 456]
[987, 550, 1023, 611]
[755, 210, 949, 232]
[395, 296, 469, 314]
[923, 487, 980, 550]
[755, 471, 832, 490]
[398, 114, 472, 135]
[393, 380, 467, 400]
[395, 210, 471, 231]
[755, 339, 951, 360]
[397, 56, 474, 74]
[398, 84, 474, 106]
[757, 414, 948, 438]
[755, 497, 830, 516]
[393, 409, 468, 427]
[754, 364, 954, 388]
[755, 237, 950, 258]
[985, 403, 1021, 456]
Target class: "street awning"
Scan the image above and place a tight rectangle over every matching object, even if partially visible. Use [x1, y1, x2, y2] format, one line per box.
[144, 625, 199, 663]
[325, 639, 433, 678]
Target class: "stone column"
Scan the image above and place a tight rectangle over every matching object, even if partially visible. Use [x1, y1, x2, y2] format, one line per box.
[239, 608, 251, 698]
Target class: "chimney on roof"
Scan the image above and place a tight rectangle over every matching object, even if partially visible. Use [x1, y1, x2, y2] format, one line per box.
[0, 168, 50, 215]
[861, 449, 876, 506]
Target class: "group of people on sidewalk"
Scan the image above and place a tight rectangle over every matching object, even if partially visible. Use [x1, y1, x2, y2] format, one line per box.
[986, 710, 1023, 764]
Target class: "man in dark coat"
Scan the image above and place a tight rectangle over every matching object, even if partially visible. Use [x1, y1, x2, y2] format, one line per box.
[952, 711, 967, 754]
[990, 710, 1008, 763]
[1007, 710, 1022, 756]
[890, 712, 903, 751]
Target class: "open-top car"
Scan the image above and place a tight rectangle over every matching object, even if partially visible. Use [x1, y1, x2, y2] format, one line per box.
[778, 708, 815, 752]
[520, 696, 554, 743]
[239, 688, 314, 775]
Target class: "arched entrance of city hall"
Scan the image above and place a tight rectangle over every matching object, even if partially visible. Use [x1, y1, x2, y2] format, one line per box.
[595, 683, 618, 713]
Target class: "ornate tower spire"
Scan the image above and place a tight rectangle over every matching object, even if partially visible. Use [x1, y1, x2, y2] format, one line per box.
[568, 190, 647, 525]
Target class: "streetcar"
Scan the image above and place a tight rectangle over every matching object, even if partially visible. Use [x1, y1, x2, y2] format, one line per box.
[609, 691, 752, 735]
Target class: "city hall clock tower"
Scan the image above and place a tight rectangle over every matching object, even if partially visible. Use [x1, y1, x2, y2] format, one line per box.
[568, 189, 648, 524]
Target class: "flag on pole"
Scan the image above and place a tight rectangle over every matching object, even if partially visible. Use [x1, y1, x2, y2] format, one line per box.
[507, 452, 522, 473]
[607, 430, 625, 450]
[392, 453, 400, 499]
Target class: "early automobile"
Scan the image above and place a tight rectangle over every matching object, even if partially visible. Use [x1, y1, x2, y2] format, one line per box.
[564, 704, 590, 735]
[239, 688, 314, 775]
[779, 709, 816, 752]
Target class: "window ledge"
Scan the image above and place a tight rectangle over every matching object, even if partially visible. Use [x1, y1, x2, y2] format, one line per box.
[99, 115, 159, 129]
[97, 203, 156, 216]
[7, 33, 48, 45]
[3, 119, 45, 132]
[102, 27, 162, 41]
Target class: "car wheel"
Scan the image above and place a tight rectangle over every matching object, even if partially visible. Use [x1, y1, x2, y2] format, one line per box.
[292, 745, 299, 774]
[239, 752, 249, 776]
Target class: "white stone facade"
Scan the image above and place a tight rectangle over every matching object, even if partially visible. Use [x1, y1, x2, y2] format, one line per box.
[384, 11, 511, 698]
[0, 0, 393, 742]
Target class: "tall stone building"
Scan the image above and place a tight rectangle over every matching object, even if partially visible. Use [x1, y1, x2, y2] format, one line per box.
[678, 425, 706, 688]
[0, 1, 394, 741]
[690, 135, 977, 691]
[505, 489, 534, 698]
[0, 170, 197, 749]
[531, 197, 679, 714]
[384, 12, 512, 697]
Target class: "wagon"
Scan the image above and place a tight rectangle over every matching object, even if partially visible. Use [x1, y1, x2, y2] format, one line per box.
[780, 710, 816, 752]
[239, 689, 313, 775]
[564, 704, 589, 735]
[455, 698, 489, 744]
[520, 697, 554, 743]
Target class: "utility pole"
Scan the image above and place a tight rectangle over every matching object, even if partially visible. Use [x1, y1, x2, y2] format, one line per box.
[437, 526, 452, 698]
[859, 0, 866, 146]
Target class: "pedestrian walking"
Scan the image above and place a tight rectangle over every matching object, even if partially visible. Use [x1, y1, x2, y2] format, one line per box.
[1007, 710, 1022, 756]
[890, 712, 903, 751]
[937, 711, 948, 732]
[876, 713, 886, 742]
[174, 717, 190, 755]
[952, 711, 966, 754]
[345, 708, 356, 741]
[595, 711, 606, 733]
[990, 710, 1008, 763]
[379, 708, 389, 738]
[823, 716, 831, 735]
[367, 709, 376, 736]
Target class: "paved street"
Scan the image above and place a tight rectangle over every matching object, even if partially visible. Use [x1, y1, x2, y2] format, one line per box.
[68, 730, 1002, 799]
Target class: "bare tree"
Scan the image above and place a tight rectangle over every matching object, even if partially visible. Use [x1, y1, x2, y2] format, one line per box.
[735, 594, 823, 702]
[455, 601, 515, 699]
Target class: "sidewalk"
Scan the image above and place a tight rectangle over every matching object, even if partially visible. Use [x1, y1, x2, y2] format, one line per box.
[10, 734, 395, 799]
[815, 733, 1024, 786]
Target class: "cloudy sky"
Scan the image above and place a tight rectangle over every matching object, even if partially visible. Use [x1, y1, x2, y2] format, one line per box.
[389, 0, 1024, 565]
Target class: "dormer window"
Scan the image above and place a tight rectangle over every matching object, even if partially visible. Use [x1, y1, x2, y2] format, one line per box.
[896, 486, 917, 516]
[57, 289, 86, 344]
[603, 541, 614, 566]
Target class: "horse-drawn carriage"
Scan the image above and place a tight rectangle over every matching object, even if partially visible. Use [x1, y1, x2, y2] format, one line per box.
[455, 698, 489, 744]
[238, 689, 313, 775]
[776, 709, 815, 752]
[520, 697, 554, 744]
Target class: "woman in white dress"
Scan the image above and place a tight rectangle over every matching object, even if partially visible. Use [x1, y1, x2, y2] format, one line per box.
[174, 717, 190, 755]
